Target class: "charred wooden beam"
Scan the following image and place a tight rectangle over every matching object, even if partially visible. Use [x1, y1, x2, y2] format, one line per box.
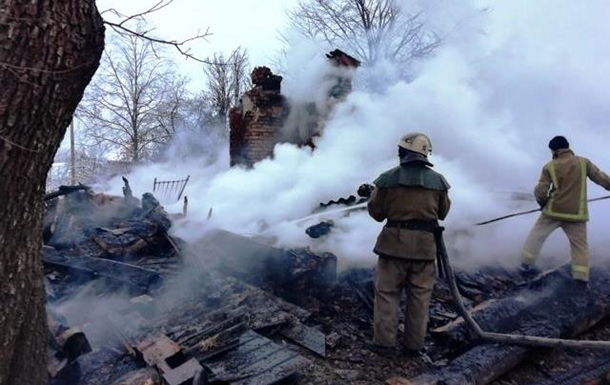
[135, 334, 183, 373]
[45, 184, 90, 201]
[43, 246, 161, 294]
[432, 266, 609, 346]
[412, 266, 610, 385]
[536, 355, 610, 385]
[191, 230, 336, 303]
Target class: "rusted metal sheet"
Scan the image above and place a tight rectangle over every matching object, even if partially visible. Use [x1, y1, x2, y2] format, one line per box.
[204, 330, 310, 385]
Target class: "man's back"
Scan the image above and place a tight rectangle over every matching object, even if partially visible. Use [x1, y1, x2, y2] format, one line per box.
[536, 149, 610, 222]
[522, 136, 610, 283]
[368, 163, 450, 260]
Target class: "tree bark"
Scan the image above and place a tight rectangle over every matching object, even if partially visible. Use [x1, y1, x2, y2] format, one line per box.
[0, 2, 104, 384]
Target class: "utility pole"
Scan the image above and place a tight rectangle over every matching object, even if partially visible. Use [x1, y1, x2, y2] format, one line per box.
[70, 117, 76, 185]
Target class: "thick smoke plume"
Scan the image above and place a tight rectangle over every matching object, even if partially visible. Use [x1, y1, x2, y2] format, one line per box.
[98, 0, 610, 271]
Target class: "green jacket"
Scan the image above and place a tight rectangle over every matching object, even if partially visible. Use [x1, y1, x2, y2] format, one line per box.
[369, 162, 451, 260]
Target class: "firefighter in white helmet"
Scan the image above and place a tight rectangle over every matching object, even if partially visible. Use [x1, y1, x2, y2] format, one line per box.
[366, 133, 451, 358]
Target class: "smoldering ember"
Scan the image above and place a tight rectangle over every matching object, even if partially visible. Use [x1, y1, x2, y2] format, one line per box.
[4, 2, 610, 385]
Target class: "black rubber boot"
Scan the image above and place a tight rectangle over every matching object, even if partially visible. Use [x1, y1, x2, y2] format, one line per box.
[519, 263, 541, 279]
[364, 341, 398, 358]
[402, 348, 433, 364]
[574, 279, 590, 291]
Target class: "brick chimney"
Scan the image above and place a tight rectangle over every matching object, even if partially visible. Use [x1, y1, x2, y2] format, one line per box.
[228, 51, 361, 168]
[229, 67, 289, 167]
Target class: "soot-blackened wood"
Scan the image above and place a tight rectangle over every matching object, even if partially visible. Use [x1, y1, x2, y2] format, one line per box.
[0, 2, 104, 384]
[44, 184, 90, 201]
[433, 266, 610, 346]
[43, 246, 161, 294]
[192, 230, 337, 304]
[413, 267, 610, 385]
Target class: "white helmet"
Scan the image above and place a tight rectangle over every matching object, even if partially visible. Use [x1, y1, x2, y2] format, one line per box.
[398, 132, 432, 157]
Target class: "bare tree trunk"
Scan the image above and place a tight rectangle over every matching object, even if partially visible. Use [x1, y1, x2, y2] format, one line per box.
[0, 2, 105, 384]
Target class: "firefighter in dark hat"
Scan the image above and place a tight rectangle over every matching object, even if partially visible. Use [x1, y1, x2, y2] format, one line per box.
[521, 135, 610, 284]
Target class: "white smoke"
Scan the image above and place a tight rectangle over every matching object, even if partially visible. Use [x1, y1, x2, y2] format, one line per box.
[98, 0, 610, 270]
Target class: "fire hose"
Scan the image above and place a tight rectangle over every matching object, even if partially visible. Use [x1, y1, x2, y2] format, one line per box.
[435, 226, 610, 350]
[475, 195, 610, 226]
[296, 189, 610, 348]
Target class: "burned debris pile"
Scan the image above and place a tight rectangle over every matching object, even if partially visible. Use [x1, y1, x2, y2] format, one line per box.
[43, 181, 610, 384]
[43, 180, 182, 382]
[43, 181, 177, 300]
[43, 181, 339, 384]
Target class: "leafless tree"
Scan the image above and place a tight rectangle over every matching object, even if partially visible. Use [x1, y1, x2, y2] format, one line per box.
[0, 2, 104, 384]
[287, 0, 441, 67]
[154, 75, 191, 152]
[203, 47, 250, 126]
[230, 47, 251, 106]
[0, 1, 209, 383]
[78, 32, 190, 162]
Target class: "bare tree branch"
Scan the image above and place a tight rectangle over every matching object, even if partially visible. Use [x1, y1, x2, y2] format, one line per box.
[100, 0, 213, 64]
[104, 21, 212, 64]
[202, 47, 250, 127]
[286, 0, 441, 69]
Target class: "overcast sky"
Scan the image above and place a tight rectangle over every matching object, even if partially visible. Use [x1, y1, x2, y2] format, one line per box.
[98, 0, 300, 90]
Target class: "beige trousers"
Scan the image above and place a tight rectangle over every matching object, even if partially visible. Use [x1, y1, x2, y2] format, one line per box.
[373, 255, 435, 350]
[521, 214, 589, 281]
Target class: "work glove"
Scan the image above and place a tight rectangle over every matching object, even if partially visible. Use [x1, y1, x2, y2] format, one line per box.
[358, 184, 375, 198]
[536, 198, 548, 209]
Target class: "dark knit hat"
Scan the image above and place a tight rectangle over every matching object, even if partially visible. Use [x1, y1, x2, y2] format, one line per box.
[548, 136, 569, 151]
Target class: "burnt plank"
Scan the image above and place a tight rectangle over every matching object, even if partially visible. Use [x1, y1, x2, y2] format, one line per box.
[537, 356, 610, 385]
[412, 266, 610, 385]
[43, 246, 161, 294]
[281, 323, 326, 357]
[204, 330, 310, 385]
[433, 265, 610, 345]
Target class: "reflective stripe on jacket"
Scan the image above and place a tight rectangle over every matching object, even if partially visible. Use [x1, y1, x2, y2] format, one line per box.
[535, 149, 610, 222]
[543, 156, 588, 221]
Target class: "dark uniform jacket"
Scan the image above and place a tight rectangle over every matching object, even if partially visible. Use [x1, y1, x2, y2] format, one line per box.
[368, 162, 451, 260]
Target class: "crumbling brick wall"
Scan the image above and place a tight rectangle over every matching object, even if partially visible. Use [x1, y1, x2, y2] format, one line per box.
[229, 51, 360, 168]
[229, 67, 290, 167]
